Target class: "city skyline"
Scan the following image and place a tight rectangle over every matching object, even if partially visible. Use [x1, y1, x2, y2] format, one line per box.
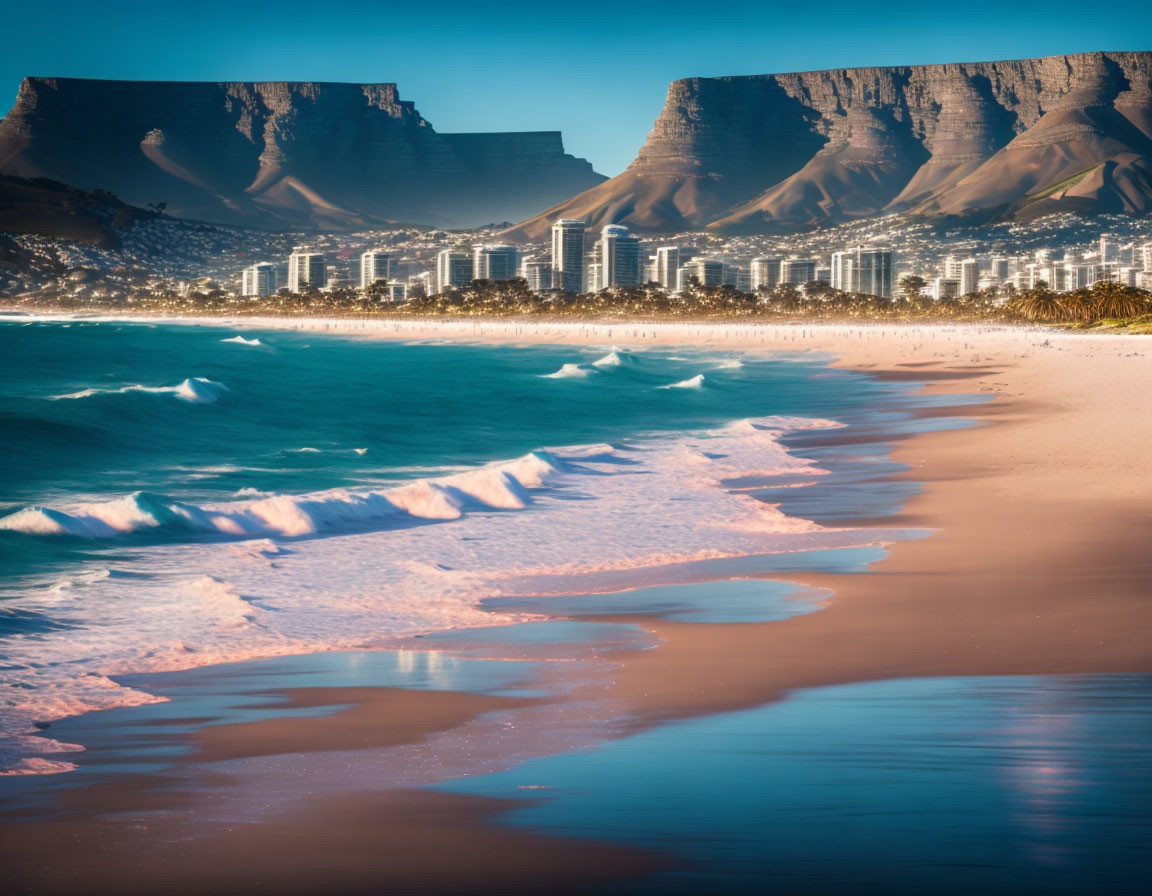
[3, 2, 1149, 176]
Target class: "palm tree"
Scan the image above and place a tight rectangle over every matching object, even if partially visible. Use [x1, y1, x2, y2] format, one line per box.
[1089, 281, 1149, 320]
[1010, 287, 1064, 322]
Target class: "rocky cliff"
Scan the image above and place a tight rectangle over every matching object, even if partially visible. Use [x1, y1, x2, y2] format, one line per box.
[507, 51, 1152, 238]
[0, 78, 605, 230]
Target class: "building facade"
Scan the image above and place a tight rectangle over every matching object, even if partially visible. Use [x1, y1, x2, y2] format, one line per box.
[241, 263, 277, 297]
[287, 248, 326, 293]
[551, 219, 586, 293]
[597, 225, 642, 290]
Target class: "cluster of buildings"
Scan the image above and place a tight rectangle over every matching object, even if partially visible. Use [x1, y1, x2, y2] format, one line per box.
[922, 236, 1152, 298]
[237, 222, 1152, 303]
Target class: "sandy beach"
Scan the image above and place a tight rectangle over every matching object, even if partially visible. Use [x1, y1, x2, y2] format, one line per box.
[2, 317, 1150, 894]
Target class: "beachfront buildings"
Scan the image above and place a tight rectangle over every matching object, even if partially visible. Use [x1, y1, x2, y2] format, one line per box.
[677, 258, 725, 290]
[831, 247, 893, 298]
[520, 256, 554, 292]
[436, 250, 472, 294]
[654, 247, 682, 290]
[597, 225, 643, 290]
[551, 219, 586, 293]
[287, 248, 326, 293]
[780, 258, 818, 287]
[359, 250, 395, 288]
[241, 263, 277, 297]
[473, 245, 519, 281]
[750, 257, 782, 292]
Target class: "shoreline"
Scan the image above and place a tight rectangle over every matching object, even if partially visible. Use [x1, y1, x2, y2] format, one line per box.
[1, 318, 1150, 892]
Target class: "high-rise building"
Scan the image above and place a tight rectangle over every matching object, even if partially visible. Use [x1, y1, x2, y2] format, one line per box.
[677, 258, 725, 291]
[1136, 244, 1152, 272]
[520, 256, 554, 292]
[287, 248, 326, 293]
[597, 225, 642, 290]
[780, 257, 818, 287]
[750, 257, 782, 291]
[990, 256, 1011, 280]
[359, 250, 395, 288]
[654, 247, 681, 290]
[1099, 234, 1118, 264]
[831, 247, 892, 297]
[957, 258, 979, 296]
[435, 250, 472, 294]
[551, 219, 586, 293]
[241, 263, 277, 297]
[473, 245, 519, 281]
[381, 281, 408, 303]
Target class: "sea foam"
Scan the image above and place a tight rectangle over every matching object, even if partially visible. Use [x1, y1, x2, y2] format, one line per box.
[0, 416, 885, 776]
[51, 377, 229, 404]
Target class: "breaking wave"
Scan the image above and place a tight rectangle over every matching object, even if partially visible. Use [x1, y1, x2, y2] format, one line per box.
[221, 335, 262, 346]
[0, 451, 569, 540]
[542, 363, 593, 379]
[50, 377, 229, 404]
[660, 374, 706, 390]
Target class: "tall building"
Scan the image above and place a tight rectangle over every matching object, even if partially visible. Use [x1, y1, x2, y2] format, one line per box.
[435, 250, 472, 294]
[750, 257, 782, 291]
[1099, 234, 1118, 264]
[359, 250, 395, 288]
[287, 248, 326, 293]
[1136, 243, 1152, 272]
[473, 245, 519, 281]
[551, 219, 586, 293]
[520, 256, 554, 292]
[241, 263, 277, 297]
[597, 225, 642, 290]
[780, 257, 818, 287]
[990, 256, 1011, 280]
[957, 258, 979, 296]
[654, 247, 681, 290]
[831, 247, 892, 297]
[677, 258, 725, 291]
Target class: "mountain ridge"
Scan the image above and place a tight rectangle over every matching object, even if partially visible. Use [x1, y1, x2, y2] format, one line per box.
[506, 50, 1152, 239]
[0, 77, 606, 231]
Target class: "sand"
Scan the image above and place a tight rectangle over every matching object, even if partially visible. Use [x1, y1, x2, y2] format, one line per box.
[2, 319, 1150, 894]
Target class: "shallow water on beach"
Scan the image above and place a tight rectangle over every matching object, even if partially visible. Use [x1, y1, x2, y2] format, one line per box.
[441, 674, 1152, 895]
[0, 319, 943, 774]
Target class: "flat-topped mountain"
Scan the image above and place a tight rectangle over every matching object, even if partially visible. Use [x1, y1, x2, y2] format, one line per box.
[0, 78, 605, 230]
[508, 51, 1152, 238]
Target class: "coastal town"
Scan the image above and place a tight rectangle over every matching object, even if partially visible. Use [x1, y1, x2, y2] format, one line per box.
[3, 208, 1152, 326]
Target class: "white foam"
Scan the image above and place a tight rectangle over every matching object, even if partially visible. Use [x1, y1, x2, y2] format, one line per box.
[542, 363, 592, 379]
[660, 373, 706, 390]
[0, 416, 894, 775]
[591, 348, 631, 368]
[51, 377, 228, 404]
[221, 335, 262, 346]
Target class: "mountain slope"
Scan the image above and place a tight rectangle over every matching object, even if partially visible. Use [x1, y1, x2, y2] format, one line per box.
[0, 79, 605, 231]
[506, 51, 1152, 238]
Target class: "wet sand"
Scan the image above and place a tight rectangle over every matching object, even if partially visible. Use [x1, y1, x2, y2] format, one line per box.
[2, 322, 1150, 894]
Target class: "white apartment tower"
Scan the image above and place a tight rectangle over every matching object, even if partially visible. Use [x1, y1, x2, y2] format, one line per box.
[831, 247, 892, 297]
[359, 250, 395, 288]
[551, 219, 586, 293]
[676, 258, 725, 291]
[654, 247, 681, 290]
[520, 256, 554, 292]
[597, 225, 642, 290]
[287, 248, 326, 293]
[241, 263, 277, 297]
[435, 250, 473, 294]
[780, 258, 819, 287]
[750, 257, 782, 292]
[473, 245, 520, 281]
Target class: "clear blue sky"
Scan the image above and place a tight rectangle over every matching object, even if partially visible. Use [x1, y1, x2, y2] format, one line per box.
[3, 1, 1149, 176]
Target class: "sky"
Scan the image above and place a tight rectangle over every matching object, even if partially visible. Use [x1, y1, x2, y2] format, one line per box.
[3, 1, 1150, 176]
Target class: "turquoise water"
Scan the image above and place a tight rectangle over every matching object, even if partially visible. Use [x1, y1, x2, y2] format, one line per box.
[0, 318, 931, 774]
[441, 675, 1152, 895]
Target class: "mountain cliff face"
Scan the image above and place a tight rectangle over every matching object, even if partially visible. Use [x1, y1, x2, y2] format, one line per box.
[508, 51, 1152, 238]
[0, 78, 605, 230]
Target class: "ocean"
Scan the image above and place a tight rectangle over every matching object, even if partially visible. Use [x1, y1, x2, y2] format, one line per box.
[0, 318, 911, 774]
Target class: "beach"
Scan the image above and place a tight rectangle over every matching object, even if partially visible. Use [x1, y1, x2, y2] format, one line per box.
[1, 317, 1150, 894]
